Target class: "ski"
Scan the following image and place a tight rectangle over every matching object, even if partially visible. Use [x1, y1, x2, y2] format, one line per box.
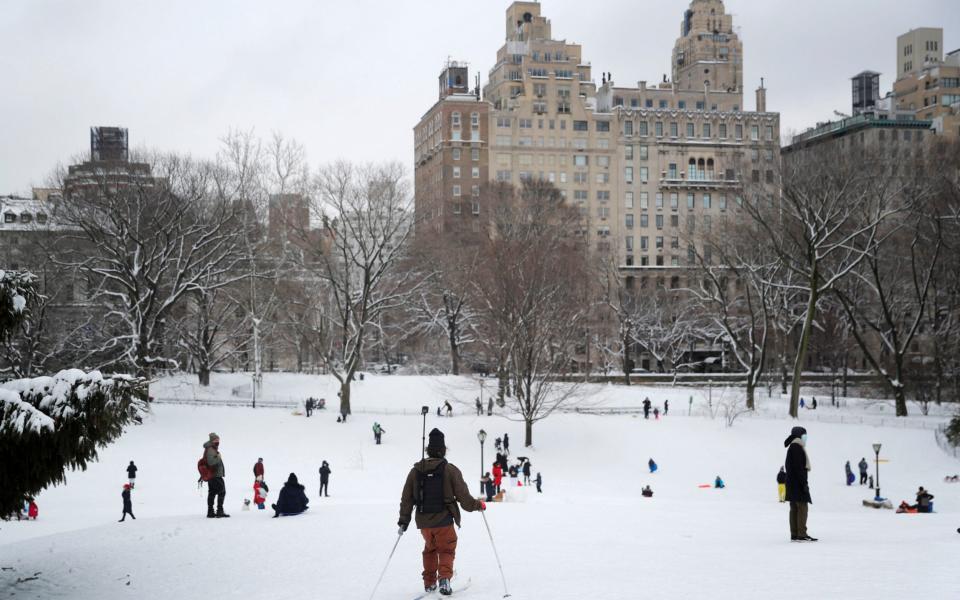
[411, 578, 472, 599]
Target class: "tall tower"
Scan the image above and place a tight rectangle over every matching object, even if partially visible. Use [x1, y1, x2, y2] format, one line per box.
[672, 0, 742, 94]
[851, 71, 881, 115]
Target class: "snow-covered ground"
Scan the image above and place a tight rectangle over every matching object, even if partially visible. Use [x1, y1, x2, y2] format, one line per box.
[2, 373, 958, 599]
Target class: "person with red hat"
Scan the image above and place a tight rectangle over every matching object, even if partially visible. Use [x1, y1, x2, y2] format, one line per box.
[119, 483, 135, 522]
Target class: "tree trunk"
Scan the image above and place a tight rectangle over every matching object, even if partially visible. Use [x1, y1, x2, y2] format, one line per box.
[525, 417, 533, 447]
[340, 380, 352, 416]
[622, 334, 632, 386]
[893, 358, 908, 417]
[198, 366, 210, 387]
[448, 325, 460, 376]
[745, 378, 756, 411]
[789, 286, 819, 418]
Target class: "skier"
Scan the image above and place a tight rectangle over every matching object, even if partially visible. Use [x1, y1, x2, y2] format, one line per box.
[272, 473, 309, 517]
[777, 466, 787, 503]
[254, 457, 265, 482]
[319, 460, 331, 497]
[126, 461, 138, 488]
[643, 397, 652, 419]
[858, 458, 869, 485]
[373, 422, 386, 445]
[397, 428, 485, 596]
[522, 460, 531, 485]
[119, 484, 135, 522]
[845, 461, 855, 486]
[487, 397, 493, 416]
[305, 397, 314, 417]
[714, 475, 725, 489]
[664, 400, 669, 416]
[648, 458, 658, 473]
[641, 485, 654, 498]
[203, 432, 229, 518]
[253, 480, 268, 509]
[475, 397, 482, 416]
[784, 426, 815, 541]
[492, 461, 504, 494]
[503, 433, 510, 451]
[535, 472, 542, 493]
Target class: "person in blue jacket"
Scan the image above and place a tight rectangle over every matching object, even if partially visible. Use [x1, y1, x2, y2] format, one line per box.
[714, 475, 725, 489]
[648, 458, 658, 473]
[845, 461, 855, 486]
[272, 473, 309, 517]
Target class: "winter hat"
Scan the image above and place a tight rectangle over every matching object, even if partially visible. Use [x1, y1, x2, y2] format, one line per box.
[790, 426, 807, 438]
[427, 428, 446, 453]
[287, 473, 299, 485]
[123, 483, 131, 490]
[209, 432, 220, 442]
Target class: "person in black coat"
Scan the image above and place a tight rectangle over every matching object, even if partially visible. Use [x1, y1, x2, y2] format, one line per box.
[534, 472, 542, 493]
[272, 473, 309, 517]
[119, 484, 135, 522]
[126, 461, 137, 488]
[784, 426, 816, 542]
[522, 460, 532, 485]
[319, 461, 331, 497]
[503, 433, 510, 451]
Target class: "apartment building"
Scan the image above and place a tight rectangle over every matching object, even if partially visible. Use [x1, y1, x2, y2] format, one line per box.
[414, 0, 780, 277]
[894, 47, 960, 137]
[897, 28, 943, 79]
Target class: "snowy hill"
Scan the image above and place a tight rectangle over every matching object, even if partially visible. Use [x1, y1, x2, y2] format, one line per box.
[2, 374, 957, 599]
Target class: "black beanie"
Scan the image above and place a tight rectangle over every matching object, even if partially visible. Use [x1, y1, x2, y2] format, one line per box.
[790, 426, 807, 438]
[427, 428, 445, 453]
[287, 473, 298, 485]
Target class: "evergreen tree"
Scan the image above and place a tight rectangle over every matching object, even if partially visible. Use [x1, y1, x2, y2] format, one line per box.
[0, 270, 147, 517]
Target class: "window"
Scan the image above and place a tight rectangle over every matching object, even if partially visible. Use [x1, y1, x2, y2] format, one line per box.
[719, 123, 727, 138]
[574, 172, 588, 183]
[453, 201, 462, 215]
[36, 213, 47, 224]
[704, 214, 712, 232]
[639, 145, 648, 160]
[655, 122, 664, 137]
[597, 206, 610, 219]
[670, 214, 679, 228]
[452, 112, 461, 127]
[765, 126, 774, 141]
[640, 214, 649, 227]
[472, 201, 480, 215]
[656, 214, 664, 229]
[625, 167, 634, 184]
[752, 170, 760, 183]
[597, 156, 610, 167]
[735, 124, 743, 139]
[596, 121, 610, 132]
[688, 246, 696, 265]
[625, 192, 634, 208]
[703, 123, 711, 138]
[453, 166, 461, 178]
[452, 148, 461, 161]
[655, 193, 664, 209]
[453, 185, 461, 196]
[573, 120, 589, 131]
[645, 99, 654, 108]
[624, 121, 634, 136]
[472, 148, 480, 161]
[686, 123, 695, 137]
[596, 173, 610, 184]
[687, 215, 695, 233]
[520, 119, 533, 129]
[671, 236, 679, 250]
[574, 190, 589, 202]
[750, 125, 759, 141]
[496, 170, 512, 181]
[670, 193, 679, 210]
[687, 193, 695, 209]
[668, 163, 678, 179]
[640, 167, 648, 183]
[472, 185, 480, 196]
[670, 122, 679, 137]
[678, 100, 686, 109]
[703, 194, 711, 209]
[625, 145, 634, 160]
[497, 117, 511, 128]
[656, 236, 664, 249]
[533, 83, 547, 97]
[597, 190, 610, 201]
[659, 100, 668, 109]
[625, 214, 634, 228]
[766, 170, 774, 184]
[626, 236, 634, 252]
[718, 195, 727, 210]
[574, 155, 588, 166]
[640, 192, 649, 210]
[640, 236, 649, 250]
[639, 121, 649, 136]
[471, 112, 480, 129]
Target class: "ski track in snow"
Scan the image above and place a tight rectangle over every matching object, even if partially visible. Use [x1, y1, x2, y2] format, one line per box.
[1, 373, 957, 600]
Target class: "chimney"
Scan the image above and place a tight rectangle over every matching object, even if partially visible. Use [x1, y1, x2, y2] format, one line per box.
[756, 78, 767, 112]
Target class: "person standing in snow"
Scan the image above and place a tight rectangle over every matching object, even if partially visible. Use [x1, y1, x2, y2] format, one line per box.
[204, 432, 229, 518]
[398, 428, 485, 596]
[664, 400, 669, 416]
[858, 458, 869, 485]
[492, 461, 503, 494]
[777, 467, 787, 503]
[503, 433, 510, 452]
[126, 461, 138, 488]
[481, 472, 495, 502]
[272, 473, 309, 517]
[522, 460, 531, 485]
[254, 457, 265, 482]
[653, 407, 660, 420]
[373, 422, 386, 445]
[253, 479, 268, 509]
[494, 437, 502, 452]
[643, 398, 652, 419]
[319, 461, 331, 497]
[487, 397, 493, 416]
[535, 472, 542, 493]
[475, 397, 482, 416]
[784, 426, 815, 541]
[845, 461, 855, 486]
[444, 400, 453, 417]
[305, 397, 315, 417]
[119, 484, 135, 522]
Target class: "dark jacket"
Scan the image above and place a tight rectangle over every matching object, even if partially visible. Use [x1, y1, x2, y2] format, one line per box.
[784, 437, 812, 503]
[522, 463, 531, 477]
[275, 475, 309, 514]
[858, 459, 869, 474]
[776, 470, 787, 484]
[127, 464, 137, 478]
[399, 457, 481, 530]
[319, 464, 331, 483]
[122, 489, 132, 508]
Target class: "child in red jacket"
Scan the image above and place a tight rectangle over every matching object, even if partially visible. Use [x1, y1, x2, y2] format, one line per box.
[253, 480, 268, 510]
[492, 463, 503, 494]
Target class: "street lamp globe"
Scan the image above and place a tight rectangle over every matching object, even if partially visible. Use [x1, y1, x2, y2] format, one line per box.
[872, 443, 881, 455]
[478, 429, 487, 444]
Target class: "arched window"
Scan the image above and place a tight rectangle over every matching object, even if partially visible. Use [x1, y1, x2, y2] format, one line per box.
[706, 158, 715, 180]
[697, 158, 706, 181]
[688, 158, 697, 180]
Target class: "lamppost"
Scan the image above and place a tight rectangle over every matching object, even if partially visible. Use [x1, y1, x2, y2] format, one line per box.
[478, 429, 487, 495]
[873, 443, 882, 500]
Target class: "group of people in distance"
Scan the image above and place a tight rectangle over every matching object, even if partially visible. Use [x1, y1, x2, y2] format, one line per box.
[642, 397, 668, 420]
[480, 433, 543, 501]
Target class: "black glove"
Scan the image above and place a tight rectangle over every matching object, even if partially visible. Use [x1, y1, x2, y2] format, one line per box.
[398, 521, 408, 534]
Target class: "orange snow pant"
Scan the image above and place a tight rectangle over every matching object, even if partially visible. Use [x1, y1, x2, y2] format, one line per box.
[421, 525, 458, 585]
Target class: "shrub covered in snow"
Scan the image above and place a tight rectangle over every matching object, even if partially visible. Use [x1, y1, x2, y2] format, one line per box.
[0, 270, 148, 518]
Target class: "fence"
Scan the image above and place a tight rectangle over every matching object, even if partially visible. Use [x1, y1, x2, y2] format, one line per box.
[934, 425, 960, 459]
[152, 397, 298, 410]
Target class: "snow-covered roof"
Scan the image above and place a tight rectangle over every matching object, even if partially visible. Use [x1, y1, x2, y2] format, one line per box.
[0, 195, 54, 231]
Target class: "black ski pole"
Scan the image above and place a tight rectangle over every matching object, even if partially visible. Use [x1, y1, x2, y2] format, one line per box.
[481, 510, 511, 597]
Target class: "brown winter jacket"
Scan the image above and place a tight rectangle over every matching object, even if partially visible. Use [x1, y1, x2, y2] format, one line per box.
[398, 458, 481, 530]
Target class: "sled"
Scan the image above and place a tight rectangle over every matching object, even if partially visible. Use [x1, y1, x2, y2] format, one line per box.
[697, 484, 712, 489]
[862, 498, 893, 510]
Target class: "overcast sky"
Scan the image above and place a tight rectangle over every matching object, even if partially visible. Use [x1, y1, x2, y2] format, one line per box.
[2, 0, 959, 195]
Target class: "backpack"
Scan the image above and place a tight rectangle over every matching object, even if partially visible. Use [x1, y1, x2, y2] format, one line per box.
[198, 454, 214, 482]
[415, 460, 447, 514]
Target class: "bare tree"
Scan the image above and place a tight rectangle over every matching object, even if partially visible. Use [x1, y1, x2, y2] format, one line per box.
[473, 180, 590, 446]
[292, 161, 416, 417]
[747, 144, 904, 417]
[598, 257, 639, 385]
